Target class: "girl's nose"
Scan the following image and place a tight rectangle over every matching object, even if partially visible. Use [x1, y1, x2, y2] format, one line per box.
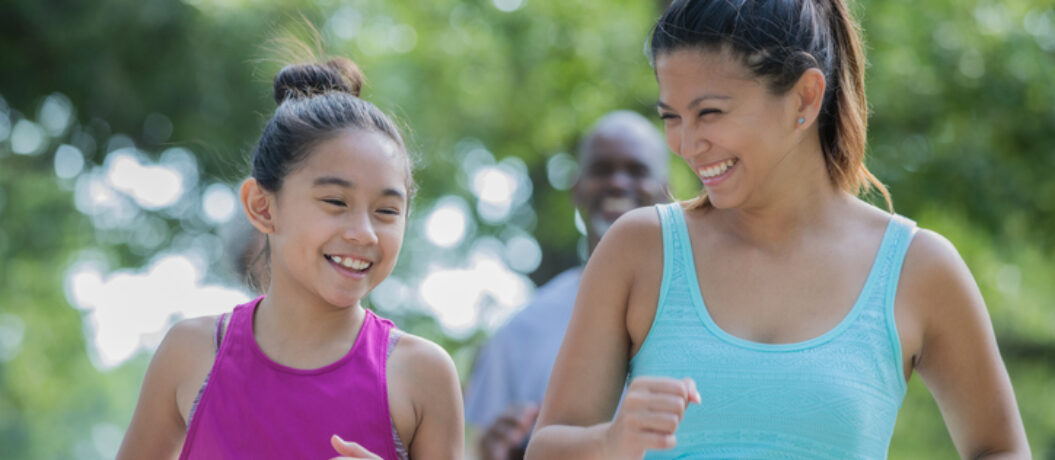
[343, 212, 379, 245]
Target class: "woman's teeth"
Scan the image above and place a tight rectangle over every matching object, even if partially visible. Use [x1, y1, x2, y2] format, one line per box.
[698, 158, 736, 178]
[328, 255, 372, 270]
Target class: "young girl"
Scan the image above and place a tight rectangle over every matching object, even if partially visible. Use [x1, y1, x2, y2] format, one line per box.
[528, 1, 1030, 459]
[117, 57, 464, 460]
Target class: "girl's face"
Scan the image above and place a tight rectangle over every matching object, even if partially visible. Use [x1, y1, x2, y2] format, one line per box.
[267, 129, 408, 308]
[655, 48, 802, 209]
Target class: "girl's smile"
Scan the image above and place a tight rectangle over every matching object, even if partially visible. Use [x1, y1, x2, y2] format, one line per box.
[258, 128, 409, 309]
[325, 254, 374, 279]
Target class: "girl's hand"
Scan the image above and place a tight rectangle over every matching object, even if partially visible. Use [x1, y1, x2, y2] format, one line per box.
[330, 434, 382, 460]
[604, 377, 701, 459]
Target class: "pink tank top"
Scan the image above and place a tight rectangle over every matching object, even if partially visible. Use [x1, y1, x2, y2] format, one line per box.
[179, 297, 400, 460]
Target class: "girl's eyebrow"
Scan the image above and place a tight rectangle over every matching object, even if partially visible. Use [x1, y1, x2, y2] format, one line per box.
[313, 176, 405, 200]
[314, 176, 352, 188]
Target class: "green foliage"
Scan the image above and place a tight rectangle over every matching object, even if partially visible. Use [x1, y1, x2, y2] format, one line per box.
[1, 0, 1053, 458]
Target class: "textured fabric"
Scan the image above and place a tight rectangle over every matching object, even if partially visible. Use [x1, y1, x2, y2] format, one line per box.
[179, 297, 401, 460]
[628, 203, 916, 459]
[186, 312, 227, 425]
[386, 329, 409, 460]
[464, 267, 583, 428]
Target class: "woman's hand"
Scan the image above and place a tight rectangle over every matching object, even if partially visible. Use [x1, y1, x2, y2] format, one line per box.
[330, 434, 382, 460]
[603, 377, 701, 459]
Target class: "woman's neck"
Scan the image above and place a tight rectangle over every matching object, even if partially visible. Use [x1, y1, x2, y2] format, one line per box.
[717, 139, 852, 251]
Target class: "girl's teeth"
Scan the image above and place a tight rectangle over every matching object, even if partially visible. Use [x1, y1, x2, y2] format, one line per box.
[330, 255, 371, 270]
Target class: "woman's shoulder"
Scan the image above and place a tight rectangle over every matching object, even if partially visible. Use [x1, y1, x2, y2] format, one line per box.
[613, 204, 664, 231]
[902, 227, 972, 291]
[596, 204, 665, 250]
[893, 223, 988, 344]
[586, 205, 666, 277]
[845, 199, 967, 283]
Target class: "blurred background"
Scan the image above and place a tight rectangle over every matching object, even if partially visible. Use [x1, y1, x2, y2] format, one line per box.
[0, 0, 1052, 458]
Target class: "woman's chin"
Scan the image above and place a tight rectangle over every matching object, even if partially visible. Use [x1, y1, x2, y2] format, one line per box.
[706, 193, 738, 210]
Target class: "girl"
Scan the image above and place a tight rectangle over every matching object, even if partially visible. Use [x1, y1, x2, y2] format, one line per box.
[527, 0, 1030, 459]
[117, 56, 464, 460]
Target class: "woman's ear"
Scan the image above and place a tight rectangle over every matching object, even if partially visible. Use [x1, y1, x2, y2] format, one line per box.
[240, 178, 276, 234]
[792, 67, 826, 128]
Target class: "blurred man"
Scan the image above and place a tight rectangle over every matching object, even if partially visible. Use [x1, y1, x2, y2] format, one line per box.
[464, 110, 669, 460]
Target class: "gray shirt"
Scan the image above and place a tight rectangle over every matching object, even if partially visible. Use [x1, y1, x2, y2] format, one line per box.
[464, 267, 584, 428]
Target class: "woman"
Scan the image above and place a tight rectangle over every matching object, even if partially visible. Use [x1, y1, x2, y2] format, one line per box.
[526, 0, 1030, 458]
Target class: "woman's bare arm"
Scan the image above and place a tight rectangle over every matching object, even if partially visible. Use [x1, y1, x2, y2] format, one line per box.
[527, 208, 697, 460]
[900, 230, 1030, 458]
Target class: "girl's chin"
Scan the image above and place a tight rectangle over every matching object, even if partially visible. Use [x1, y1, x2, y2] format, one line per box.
[319, 291, 366, 309]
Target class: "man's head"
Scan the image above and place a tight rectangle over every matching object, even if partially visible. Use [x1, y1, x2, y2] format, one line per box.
[573, 110, 669, 252]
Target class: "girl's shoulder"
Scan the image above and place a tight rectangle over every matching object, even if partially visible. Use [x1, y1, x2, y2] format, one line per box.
[388, 331, 457, 380]
[160, 314, 224, 364]
[386, 331, 462, 438]
[159, 315, 227, 387]
[151, 315, 227, 422]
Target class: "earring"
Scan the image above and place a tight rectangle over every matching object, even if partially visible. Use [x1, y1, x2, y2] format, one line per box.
[797, 117, 805, 125]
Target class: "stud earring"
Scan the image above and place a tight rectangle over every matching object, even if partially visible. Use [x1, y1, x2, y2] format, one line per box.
[797, 117, 805, 125]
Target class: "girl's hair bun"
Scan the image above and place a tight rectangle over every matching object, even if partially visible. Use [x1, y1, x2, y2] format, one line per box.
[272, 57, 364, 104]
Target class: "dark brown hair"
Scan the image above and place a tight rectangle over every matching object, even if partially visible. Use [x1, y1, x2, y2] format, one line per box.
[650, 0, 891, 210]
[251, 57, 415, 196]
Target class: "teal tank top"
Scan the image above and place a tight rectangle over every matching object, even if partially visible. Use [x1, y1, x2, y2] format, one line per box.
[628, 203, 917, 459]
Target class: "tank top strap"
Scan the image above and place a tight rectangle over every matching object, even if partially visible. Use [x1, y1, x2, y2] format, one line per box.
[659, 203, 697, 269]
[655, 203, 678, 275]
[877, 214, 918, 303]
[871, 214, 917, 383]
[654, 203, 694, 318]
[359, 308, 395, 376]
[221, 296, 262, 353]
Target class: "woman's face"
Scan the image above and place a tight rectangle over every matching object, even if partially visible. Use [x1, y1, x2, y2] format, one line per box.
[655, 48, 802, 210]
[266, 129, 409, 308]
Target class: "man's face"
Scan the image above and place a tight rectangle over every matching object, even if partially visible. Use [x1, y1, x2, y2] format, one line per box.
[573, 131, 667, 241]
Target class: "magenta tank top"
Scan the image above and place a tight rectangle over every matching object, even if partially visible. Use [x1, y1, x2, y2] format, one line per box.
[179, 297, 400, 460]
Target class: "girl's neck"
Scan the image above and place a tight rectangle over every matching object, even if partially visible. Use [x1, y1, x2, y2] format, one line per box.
[255, 274, 365, 349]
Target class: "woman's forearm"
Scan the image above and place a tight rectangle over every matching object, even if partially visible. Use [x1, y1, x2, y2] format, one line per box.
[525, 422, 613, 460]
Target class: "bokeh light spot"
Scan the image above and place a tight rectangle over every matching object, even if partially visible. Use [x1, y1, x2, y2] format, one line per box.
[54, 144, 85, 179]
[426, 197, 469, 248]
[11, 119, 45, 155]
[202, 183, 238, 225]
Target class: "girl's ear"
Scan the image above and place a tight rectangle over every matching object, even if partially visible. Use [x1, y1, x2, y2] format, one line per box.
[240, 178, 276, 234]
